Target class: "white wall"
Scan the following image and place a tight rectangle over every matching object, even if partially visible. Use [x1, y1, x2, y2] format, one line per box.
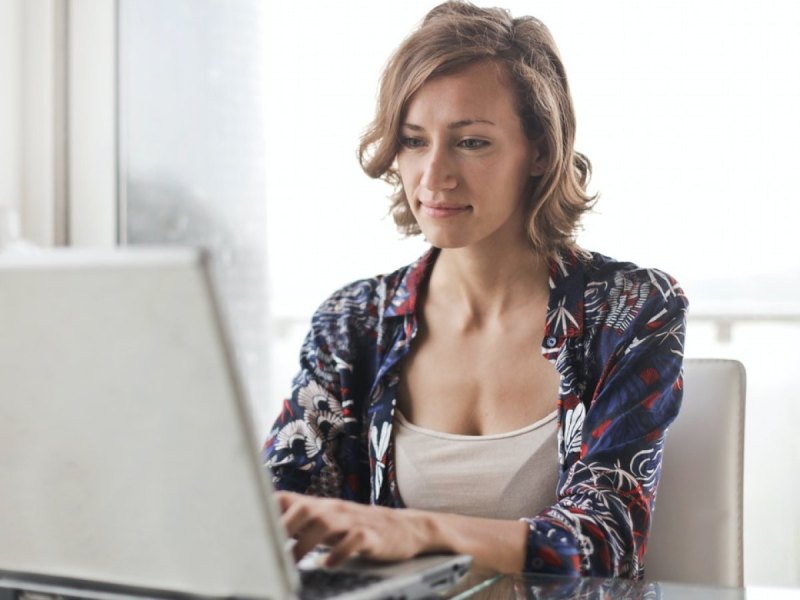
[1, 0, 114, 248]
[0, 0, 22, 216]
[68, 0, 116, 247]
[20, 0, 60, 246]
[0, 0, 66, 247]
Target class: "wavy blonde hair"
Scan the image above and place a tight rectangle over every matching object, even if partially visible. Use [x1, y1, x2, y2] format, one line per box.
[358, 1, 596, 256]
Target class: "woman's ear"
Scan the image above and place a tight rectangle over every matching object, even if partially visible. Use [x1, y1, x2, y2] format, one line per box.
[529, 137, 548, 177]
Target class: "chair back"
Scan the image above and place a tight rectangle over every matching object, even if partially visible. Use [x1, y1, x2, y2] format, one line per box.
[645, 358, 746, 586]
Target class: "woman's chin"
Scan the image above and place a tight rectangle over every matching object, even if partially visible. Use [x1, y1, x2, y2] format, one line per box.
[419, 232, 471, 250]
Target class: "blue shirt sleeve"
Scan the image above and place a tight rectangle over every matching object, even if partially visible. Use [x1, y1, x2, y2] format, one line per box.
[522, 268, 688, 578]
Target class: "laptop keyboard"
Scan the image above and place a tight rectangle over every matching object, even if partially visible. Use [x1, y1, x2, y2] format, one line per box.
[299, 569, 385, 599]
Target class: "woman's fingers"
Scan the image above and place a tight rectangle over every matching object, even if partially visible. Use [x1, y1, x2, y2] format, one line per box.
[281, 494, 327, 538]
[291, 519, 345, 562]
[278, 493, 351, 560]
[325, 528, 373, 567]
[274, 493, 428, 566]
[276, 490, 313, 533]
[275, 490, 296, 512]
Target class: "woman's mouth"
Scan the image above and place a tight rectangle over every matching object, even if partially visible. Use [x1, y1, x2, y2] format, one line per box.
[419, 202, 472, 218]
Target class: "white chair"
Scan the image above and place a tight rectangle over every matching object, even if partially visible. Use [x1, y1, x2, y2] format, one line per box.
[645, 358, 746, 586]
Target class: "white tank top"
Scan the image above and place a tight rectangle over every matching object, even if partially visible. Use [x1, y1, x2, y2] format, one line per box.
[393, 409, 560, 520]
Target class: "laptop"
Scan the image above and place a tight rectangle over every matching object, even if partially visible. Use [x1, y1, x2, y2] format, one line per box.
[0, 248, 471, 600]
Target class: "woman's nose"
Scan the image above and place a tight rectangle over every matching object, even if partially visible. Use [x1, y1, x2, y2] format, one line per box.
[420, 146, 457, 191]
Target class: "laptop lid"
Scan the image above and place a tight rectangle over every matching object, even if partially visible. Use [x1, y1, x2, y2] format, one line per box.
[0, 248, 297, 599]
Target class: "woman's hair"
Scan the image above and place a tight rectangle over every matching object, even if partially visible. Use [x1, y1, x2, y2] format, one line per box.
[358, 1, 596, 256]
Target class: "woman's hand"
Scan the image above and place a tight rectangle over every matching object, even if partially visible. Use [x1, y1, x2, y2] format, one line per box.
[276, 491, 529, 572]
[276, 491, 435, 567]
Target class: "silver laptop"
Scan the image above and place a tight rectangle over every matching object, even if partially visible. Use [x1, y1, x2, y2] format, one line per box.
[0, 248, 471, 600]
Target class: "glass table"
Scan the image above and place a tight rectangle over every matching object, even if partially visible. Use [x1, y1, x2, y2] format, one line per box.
[444, 569, 800, 599]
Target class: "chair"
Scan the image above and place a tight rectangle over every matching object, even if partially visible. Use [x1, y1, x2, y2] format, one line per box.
[645, 358, 746, 586]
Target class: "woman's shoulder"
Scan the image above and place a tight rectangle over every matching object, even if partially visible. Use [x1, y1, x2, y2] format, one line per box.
[579, 250, 678, 286]
[312, 249, 435, 323]
[579, 250, 686, 301]
[573, 249, 689, 330]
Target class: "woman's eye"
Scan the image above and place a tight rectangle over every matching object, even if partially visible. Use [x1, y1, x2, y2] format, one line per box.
[400, 137, 425, 149]
[459, 138, 489, 150]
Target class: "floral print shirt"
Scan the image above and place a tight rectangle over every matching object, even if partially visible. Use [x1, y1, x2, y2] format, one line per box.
[262, 247, 688, 579]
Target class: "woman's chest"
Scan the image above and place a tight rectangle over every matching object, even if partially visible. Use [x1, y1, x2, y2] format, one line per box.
[395, 324, 561, 436]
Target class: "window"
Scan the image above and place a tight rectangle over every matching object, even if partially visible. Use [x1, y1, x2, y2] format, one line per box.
[118, 0, 270, 431]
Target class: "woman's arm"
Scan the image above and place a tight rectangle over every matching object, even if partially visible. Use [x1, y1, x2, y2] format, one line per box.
[520, 267, 689, 578]
[278, 491, 529, 573]
[262, 279, 380, 502]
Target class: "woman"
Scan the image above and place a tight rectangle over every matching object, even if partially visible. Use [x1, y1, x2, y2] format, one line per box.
[263, 1, 687, 579]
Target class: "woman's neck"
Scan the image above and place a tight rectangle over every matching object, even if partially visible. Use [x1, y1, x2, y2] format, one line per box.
[428, 239, 550, 325]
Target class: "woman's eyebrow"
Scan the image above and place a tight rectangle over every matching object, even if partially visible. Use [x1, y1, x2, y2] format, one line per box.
[401, 118, 496, 131]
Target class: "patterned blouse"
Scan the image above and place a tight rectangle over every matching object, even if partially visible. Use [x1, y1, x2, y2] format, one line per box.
[262, 247, 688, 579]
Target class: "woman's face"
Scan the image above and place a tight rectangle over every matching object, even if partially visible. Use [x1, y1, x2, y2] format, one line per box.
[397, 60, 545, 251]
